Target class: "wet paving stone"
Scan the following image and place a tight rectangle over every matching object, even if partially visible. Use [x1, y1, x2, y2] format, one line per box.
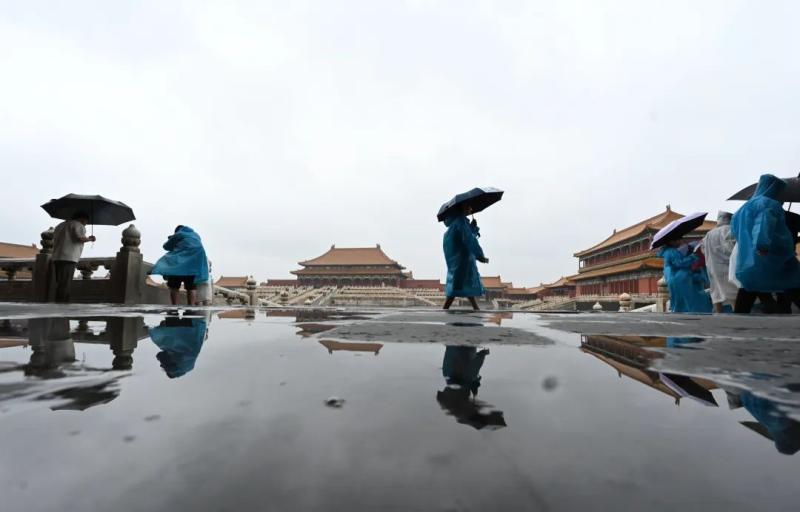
[0, 305, 799, 511]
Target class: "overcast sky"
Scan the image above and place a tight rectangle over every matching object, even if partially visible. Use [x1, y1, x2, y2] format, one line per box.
[2, 0, 799, 286]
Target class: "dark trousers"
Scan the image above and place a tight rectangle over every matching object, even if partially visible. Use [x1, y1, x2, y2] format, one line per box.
[53, 261, 77, 303]
[734, 289, 784, 314]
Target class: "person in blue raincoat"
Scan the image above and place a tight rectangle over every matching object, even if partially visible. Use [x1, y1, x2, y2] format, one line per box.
[658, 239, 713, 313]
[738, 391, 800, 455]
[149, 314, 208, 378]
[731, 174, 800, 313]
[151, 226, 210, 305]
[442, 205, 489, 310]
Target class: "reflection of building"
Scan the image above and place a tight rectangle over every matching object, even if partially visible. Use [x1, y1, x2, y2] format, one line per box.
[581, 335, 717, 405]
[318, 339, 383, 355]
[292, 245, 408, 287]
[572, 207, 715, 297]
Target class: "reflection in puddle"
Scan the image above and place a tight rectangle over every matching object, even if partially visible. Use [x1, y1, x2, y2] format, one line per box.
[150, 313, 209, 379]
[581, 334, 800, 455]
[437, 346, 506, 430]
[318, 339, 383, 355]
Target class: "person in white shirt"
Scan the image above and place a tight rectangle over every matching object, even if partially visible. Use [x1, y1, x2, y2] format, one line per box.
[51, 211, 95, 302]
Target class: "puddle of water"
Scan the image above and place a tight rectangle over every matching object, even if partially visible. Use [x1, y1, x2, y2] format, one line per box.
[0, 308, 798, 511]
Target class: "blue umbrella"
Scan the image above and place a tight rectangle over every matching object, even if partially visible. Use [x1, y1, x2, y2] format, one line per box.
[437, 187, 504, 222]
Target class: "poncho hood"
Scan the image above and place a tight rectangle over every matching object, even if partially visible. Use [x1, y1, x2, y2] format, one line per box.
[753, 174, 786, 201]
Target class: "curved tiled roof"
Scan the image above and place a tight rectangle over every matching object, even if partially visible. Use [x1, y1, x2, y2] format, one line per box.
[574, 208, 715, 257]
[543, 276, 576, 289]
[570, 258, 664, 281]
[299, 245, 402, 267]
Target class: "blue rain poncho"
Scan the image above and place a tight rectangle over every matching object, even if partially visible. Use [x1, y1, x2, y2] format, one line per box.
[149, 317, 207, 378]
[731, 174, 800, 293]
[151, 226, 209, 283]
[659, 246, 713, 313]
[740, 391, 800, 455]
[443, 215, 485, 298]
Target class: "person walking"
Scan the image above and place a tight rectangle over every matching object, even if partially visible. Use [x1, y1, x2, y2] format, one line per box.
[731, 174, 800, 313]
[442, 205, 489, 310]
[658, 239, 713, 313]
[702, 211, 739, 313]
[51, 211, 96, 302]
[151, 226, 210, 306]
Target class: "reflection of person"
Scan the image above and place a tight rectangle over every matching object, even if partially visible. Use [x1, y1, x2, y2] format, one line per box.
[24, 318, 75, 377]
[151, 225, 210, 306]
[739, 391, 800, 455]
[149, 314, 208, 378]
[51, 211, 96, 302]
[665, 336, 703, 348]
[442, 346, 488, 394]
[442, 205, 489, 311]
[658, 239, 712, 313]
[436, 346, 506, 430]
[731, 174, 800, 313]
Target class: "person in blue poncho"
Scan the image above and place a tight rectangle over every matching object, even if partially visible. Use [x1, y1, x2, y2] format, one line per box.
[658, 239, 713, 313]
[731, 174, 800, 313]
[442, 205, 489, 310]
[738, 391, 800, 455]
[149, 314, 208, 379]
[151, 225, 210, 305]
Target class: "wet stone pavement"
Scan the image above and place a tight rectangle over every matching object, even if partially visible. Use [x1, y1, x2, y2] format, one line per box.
[1, 304, 799, 511]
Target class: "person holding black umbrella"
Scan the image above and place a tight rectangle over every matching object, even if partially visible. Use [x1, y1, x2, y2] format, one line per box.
[51, 211, 96, 302]
[437, 188, 502, 311]
[731, 174, 800, 313]
[442, 204, 490, 310]
[651, 213, 712, 313]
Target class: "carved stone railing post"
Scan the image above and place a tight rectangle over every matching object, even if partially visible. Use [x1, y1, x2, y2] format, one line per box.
[656, 276, 669, 313]
[619, 293, 632, 312]
[110, 224, 145, 304]
[40, 227, 54, 255]
[246, 276, 257, 306]
[77, 262, 97, 280]
[32, 227, 56, 302]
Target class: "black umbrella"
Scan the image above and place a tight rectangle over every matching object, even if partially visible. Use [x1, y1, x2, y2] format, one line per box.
[437, 187, 504, 222]
[650, 212, 708, 249]
[728, 176, 800, 202]
[41, 194, 135, 226]
[436, 388, 507, 430]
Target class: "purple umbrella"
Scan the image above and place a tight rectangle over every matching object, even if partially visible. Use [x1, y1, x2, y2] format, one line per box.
[650, 212, 708, 249]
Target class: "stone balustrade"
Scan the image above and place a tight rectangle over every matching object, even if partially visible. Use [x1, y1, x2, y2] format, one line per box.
[0, 223, 175, 304]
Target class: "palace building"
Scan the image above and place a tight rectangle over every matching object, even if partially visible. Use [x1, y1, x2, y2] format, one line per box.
[571, 206, 715, 297]
[291, 245, 409, 288]
[530, 276, 577, 300]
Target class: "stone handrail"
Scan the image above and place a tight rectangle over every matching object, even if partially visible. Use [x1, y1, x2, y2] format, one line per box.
[213, 285, 250, 305]
[0, 258, 36, 280]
